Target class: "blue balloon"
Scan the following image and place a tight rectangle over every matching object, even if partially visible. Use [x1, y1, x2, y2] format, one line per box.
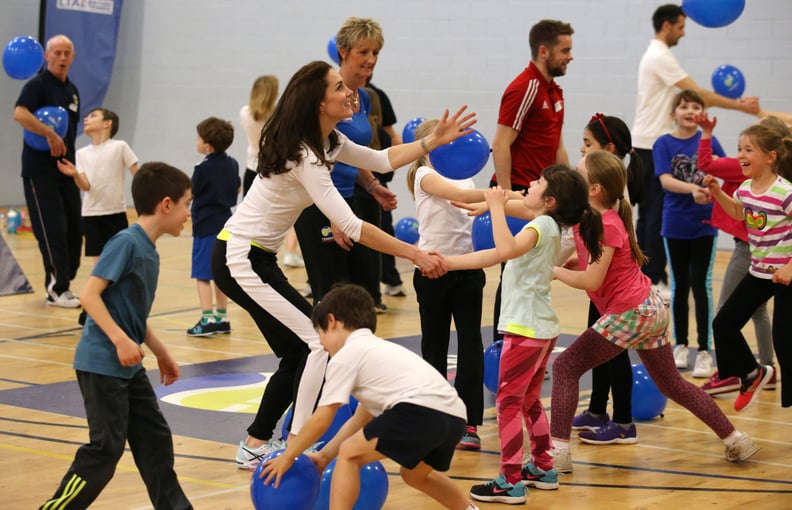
[471, 212, 530, 251]
[631, 364, 667, 421]
[682, 0, 745, 28]
[483, 340, 502, 393]
[3, 36, 44, 80]
[281, 403, 354, 449]
[402, 117, 426, 144]
[313, 459, 389, 510]
[394, 217, 419, 245]
[327, 35, 339, 65]
[251, 450, 320, 510]
[429, 130, 490, 180]
[23, 106, 69, 151]
[711, 65, 746, 99]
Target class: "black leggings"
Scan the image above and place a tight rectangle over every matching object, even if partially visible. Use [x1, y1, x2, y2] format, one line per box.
[211, 240, 311, 439]
[713, 272, 792, 407]
[664, 236, 715, 351]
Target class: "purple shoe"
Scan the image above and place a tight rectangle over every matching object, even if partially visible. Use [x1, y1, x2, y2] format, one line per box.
[579, 421, 637, 445]
[571, 410, 610, 432]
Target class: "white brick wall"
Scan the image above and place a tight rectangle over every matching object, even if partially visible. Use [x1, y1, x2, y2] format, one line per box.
[2, 0, 790, 247]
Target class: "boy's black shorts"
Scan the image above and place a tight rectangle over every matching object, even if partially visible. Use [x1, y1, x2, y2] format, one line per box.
[363, 402, 465, 471]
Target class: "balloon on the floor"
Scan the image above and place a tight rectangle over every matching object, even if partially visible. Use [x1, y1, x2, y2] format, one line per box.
[484, 340, 503, 393]
[312, 459, 388, 510]
[251, 450, 320, 510]
[631, 364, 667, 420]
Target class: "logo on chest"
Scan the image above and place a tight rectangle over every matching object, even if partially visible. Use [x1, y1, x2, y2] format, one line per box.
[744, 208, 767, 230]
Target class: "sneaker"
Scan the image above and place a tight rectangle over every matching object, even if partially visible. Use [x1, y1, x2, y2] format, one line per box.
[521, 461, 559, 490]
[186, 318, 218, 337]
[283, 252, 305, 268]
[46, 290, 81, 309]
[300, 284, 313, 298]
[383, 284, 406, 297]
[235, 439, 285, 470]
[734, 365, 774, 412]
[470, 474, 526, 504]
[651, 281, 671, 302]
[571, 410, 610, 432]
[458, 425, 481, 451]
[549, 447, 572, 474]
[673, 344, 689, 369]
[701, 371, 741, 395]
[765, 366, 777, 390]
[374, 302, 388, 314]
[214, 317, 231, 334]
[692, 350, 714, 378]
[579, 421, 637, 445]
[724, 433, 760, 462]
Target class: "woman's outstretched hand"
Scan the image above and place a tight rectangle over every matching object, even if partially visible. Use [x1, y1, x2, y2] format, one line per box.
[432, 106, 477, 146]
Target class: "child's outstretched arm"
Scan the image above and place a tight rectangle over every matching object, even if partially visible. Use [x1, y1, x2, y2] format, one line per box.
[81, 275, 144, 366]
[142, 325, 180, 386]
[554, 245, 615, 291]
[447, 188, 538, 270]
[56, 158, 90, 191]
[421, 172, 522, 204]
[703, 174, 743, 220]
[452, 197, 531, 220]
[308, 404, 373, 468]
[260, 403, 340, 487]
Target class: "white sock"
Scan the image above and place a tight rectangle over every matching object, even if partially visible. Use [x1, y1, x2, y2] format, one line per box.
[723, 430, 743, 446]
[553, 440, 569, 451]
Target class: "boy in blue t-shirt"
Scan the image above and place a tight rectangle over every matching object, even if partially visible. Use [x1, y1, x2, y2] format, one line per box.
[40, 162, 194, 510]
[653, 89, 726, 379]
[187, 117, 240, 337]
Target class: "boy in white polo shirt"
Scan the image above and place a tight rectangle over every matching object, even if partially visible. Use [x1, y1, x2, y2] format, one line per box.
[259, 283, 479, 510]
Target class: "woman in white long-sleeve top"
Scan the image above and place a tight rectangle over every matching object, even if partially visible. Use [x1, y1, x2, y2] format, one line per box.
[211, 59, 476, 469]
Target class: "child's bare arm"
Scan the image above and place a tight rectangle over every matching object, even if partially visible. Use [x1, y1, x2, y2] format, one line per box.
[81, 276, 144, 366]
[553, 245, 615, 291]
[703, 175, 743, 220]
[57, 158, 90, 191]
[259, 404, 341, 487]
[142, 325, 180, 385]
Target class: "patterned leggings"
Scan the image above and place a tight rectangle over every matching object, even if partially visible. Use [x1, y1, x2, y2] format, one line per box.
[496, 334, 556, 483]
[550, 329, 735, 442]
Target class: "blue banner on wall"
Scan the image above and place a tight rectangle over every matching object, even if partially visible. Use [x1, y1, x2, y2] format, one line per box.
[41, 0, 123, 134]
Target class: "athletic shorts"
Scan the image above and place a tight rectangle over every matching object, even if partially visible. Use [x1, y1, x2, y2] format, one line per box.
[192, 235, 216, 280]
[363, 403, 465, 471]
[82, 213, 128, 257]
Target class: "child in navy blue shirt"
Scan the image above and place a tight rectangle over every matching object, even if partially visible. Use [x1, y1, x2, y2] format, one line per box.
[187, 117, 240, 336]
[653, 90, 725, 378]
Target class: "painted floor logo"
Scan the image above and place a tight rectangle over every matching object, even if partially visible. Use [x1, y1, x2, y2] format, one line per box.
[154, 372, 274, 413]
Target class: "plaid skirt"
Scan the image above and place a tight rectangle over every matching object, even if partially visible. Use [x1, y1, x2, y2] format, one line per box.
[592, 291, 669, 350]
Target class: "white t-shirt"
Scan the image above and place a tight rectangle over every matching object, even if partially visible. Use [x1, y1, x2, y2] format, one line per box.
[223, 131, 392, 252]
[77, 139, 138, 216]
[318, 329, 467, 420]
[239, 105, 264, 171]
[414, 166, 475, 256]
[498, 215, 561, 339]
[632, 39, 688, 149]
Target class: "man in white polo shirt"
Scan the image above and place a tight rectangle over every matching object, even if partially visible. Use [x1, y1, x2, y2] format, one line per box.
[633, 3, 759, 299]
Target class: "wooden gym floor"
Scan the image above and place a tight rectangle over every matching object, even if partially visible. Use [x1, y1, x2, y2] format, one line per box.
[0, 215, 790, 509]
